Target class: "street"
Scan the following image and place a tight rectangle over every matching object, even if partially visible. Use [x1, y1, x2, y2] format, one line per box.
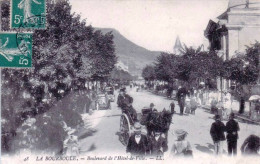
[79, 86, 260, 158]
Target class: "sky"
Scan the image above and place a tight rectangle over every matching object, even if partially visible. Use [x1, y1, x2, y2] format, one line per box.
[70, 0, 229, 52]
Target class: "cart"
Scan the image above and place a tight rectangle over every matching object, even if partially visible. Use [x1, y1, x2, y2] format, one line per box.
[119, 107, 173, 146]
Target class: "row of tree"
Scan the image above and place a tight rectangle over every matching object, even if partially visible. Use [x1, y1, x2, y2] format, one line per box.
[142, 43, 259, 90]
[1, 0, 117, 153]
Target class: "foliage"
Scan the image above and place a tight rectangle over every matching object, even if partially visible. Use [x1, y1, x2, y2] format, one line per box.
[143, 46, 223, 88]
[1, 0, 117, 153]
[110, 68, 133, 81]
[142, 65, 156, 81]
[154, 52, 179, 82]
[223, 42, 259, 85]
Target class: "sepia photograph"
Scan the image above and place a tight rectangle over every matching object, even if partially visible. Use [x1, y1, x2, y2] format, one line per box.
[0, 0, 260, 163]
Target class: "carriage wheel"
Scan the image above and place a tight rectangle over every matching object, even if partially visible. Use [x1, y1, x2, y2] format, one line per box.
[119, 114, 131, 146]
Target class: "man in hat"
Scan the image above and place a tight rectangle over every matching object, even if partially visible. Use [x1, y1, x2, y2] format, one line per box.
[176, 86, 188, 115]
[126, 122, 149, 156]
[149, 131, 168, 156]
[117, 88, 125, 108]
[210, 114, 226, 155]
[226, 113, 240, 156]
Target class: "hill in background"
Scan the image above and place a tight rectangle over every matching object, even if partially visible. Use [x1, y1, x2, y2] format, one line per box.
[96, 28, 161, 76]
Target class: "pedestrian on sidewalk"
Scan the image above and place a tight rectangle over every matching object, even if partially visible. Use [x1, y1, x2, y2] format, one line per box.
[185, 96, 191, 114]
[126, 122, 149, 156]
[176, 86, 187, 115]
[170, 129, 193, 157]
[210, 97, 218, 115]
[223, 91, 232, 120]
[190, 95, 198, 115]
[210, 114, 226, 155]
[226, 113, 240, 156]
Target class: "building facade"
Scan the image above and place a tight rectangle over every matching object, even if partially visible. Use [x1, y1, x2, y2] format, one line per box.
[205, 0, 260, 93]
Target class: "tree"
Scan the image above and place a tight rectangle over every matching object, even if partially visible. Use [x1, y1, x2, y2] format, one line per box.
[154, 52, 179, 82]
[223, 42, 259, 113]
[1, 0, 117, 153]
[142, 65, 156, 81]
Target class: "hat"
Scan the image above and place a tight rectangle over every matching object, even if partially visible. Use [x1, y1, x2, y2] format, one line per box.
[150, 103, 155, 107]
[174, 129, 188, 137]
[133, 122, 142, 133]
[214, 114, 221, 120]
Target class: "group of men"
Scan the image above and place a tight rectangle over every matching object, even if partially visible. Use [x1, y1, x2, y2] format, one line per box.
[210, 113, 240, 156]
[210, 113, 260, 156]
[126, 122, 168, 156]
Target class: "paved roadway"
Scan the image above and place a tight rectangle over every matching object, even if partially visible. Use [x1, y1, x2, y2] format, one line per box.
[79, 86, 260, 159]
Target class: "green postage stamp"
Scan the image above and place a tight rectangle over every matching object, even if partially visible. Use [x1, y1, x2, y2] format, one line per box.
[0, 32, 32, 68]
[11, 0, 46, 29]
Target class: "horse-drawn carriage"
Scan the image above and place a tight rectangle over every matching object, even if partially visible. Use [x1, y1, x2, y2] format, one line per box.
[119, 107, 173, 146]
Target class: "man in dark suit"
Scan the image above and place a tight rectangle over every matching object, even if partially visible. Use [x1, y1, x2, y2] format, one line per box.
[210, 114, 226, 155]
[148, 131, 168, 156]
[176, 86, 187, 115]
[226, 113, 240, 156]
[126, 122, 149, 156]
[117, 89, 125, 108]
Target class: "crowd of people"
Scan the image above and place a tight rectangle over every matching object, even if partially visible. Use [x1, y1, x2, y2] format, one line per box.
[118, 85, 260, 158]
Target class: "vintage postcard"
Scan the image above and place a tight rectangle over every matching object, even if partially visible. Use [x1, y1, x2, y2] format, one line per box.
[1, 0, 260, 163]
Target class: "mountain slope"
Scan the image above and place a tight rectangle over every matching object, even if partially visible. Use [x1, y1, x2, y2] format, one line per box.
[95, 28, 161, 76]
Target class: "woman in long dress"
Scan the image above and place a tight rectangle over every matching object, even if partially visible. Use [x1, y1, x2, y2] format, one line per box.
[170, 129, 192, 157]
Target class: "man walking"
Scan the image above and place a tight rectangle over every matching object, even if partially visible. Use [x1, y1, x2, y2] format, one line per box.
[226, 113, 240, 156]
[126, 122, 149, 156]
[176, 86, 187, 115]
[210, 114, 226, 155]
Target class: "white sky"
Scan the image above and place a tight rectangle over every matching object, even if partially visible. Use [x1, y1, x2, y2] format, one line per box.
[70, 0, 229, 52]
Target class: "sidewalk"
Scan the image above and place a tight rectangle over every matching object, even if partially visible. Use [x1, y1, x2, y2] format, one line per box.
[147, 88, 260, 125]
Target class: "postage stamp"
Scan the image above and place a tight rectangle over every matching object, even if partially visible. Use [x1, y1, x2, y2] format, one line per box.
[10, 0, 46, 29]
[0, 32, 32, 67]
